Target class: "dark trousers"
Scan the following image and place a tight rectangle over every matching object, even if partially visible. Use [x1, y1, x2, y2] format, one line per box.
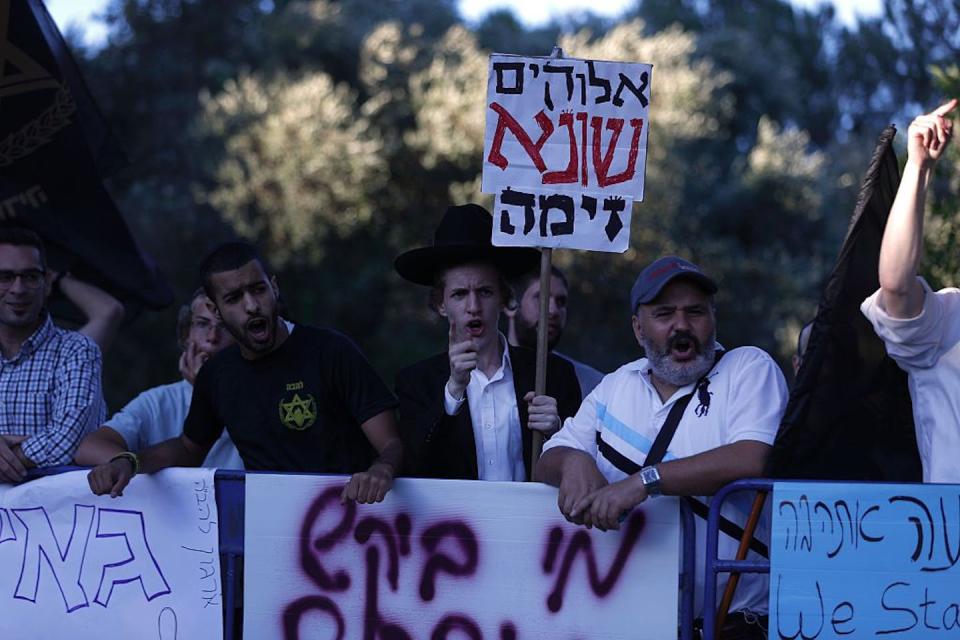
[694, 611, 768, 640]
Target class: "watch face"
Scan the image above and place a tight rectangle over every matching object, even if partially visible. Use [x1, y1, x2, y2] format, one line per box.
[641, 466, 661, 495]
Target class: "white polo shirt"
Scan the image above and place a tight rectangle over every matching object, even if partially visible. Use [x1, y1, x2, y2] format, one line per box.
[544, 345, 787, 616]
[862, 278, 960, 482]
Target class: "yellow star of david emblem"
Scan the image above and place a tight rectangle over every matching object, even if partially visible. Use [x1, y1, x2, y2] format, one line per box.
[278, 392, 318, 431]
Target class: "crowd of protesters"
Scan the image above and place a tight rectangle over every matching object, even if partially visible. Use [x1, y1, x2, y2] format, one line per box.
[0, 100, 957, 639]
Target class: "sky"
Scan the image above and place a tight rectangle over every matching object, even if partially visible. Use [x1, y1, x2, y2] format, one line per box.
[46, 0, 884, 48]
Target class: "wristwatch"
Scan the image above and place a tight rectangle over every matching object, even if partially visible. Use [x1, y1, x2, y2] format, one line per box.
[640, 465, 662, 497]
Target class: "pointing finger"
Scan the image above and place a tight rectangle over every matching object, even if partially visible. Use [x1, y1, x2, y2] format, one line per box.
[933, 98, 958, 117]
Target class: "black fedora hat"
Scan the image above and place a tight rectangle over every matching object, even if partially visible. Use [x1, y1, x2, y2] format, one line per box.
[395, 203, 540, 286]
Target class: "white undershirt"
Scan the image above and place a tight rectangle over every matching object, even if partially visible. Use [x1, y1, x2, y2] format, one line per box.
[443, 334, 525, 481]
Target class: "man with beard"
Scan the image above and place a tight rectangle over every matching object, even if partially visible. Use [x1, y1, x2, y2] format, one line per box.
[535, 256, 787, 638]
[76, 289, 243, 469]
[395, 204, 582, 480]
[506, 266, 604, 396]
[0, 227, 107, 482]
[88, 242, 402, 504]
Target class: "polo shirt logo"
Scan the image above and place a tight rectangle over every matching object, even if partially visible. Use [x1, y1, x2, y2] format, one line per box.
[279, 389, 317, 431]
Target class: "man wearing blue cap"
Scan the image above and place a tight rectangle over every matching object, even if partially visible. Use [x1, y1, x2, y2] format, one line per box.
[536, 256, 787, 638]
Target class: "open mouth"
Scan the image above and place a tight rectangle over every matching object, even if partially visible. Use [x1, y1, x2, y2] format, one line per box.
[669, 333, 699, 362]
[465, 319, 484, 337]
[246, 317, 270, 342]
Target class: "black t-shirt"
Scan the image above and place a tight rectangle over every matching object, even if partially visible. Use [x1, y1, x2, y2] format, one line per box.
[184, 325, 397, 473]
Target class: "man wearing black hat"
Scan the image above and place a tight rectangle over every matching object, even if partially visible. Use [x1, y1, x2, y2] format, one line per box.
[535, 256, 787, 637]
[395, 204, 582, 481]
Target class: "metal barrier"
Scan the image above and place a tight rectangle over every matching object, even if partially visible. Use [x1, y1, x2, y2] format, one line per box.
[701, 478, 774, 640]
[25, 467, 698, 639]
[216, 470, 245, 640]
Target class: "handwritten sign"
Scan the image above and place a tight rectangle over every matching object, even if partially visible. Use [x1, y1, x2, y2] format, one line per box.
[0, 469, 222, 640]
[244, 475, 679, 639]
[770, 482, 960, 639]
[482, 54, 652, 253]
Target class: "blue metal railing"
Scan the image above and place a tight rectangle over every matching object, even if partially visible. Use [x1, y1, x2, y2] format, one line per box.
[701, 478, 773, 640]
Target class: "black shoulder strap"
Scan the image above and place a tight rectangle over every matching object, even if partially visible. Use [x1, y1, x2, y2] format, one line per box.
[643, 349, 725, 467]
[639, 349, 769, 558]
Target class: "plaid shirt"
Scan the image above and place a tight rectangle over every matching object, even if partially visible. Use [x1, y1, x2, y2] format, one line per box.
[0, 314, 107, 466]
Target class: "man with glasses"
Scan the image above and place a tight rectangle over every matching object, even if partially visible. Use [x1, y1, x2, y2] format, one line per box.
[0, 227, 107, 482]
[74, 290, 244, 469]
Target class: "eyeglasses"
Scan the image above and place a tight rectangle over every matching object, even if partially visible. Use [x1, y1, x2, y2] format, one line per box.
[0, 269, 46, 290]
[190, 317, 227, 334]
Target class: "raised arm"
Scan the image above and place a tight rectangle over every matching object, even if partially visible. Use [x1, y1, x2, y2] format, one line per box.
[56, 273, 126, 353]
[878, 99, 956, 318]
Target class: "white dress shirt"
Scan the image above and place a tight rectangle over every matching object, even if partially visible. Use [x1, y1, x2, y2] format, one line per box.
[862, 278, 960, 482]
[444, 335, 525, 481]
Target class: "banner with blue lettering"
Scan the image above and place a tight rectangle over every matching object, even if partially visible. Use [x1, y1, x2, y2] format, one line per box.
[0, 469, 222, 639]
[770, 482, 960, 638]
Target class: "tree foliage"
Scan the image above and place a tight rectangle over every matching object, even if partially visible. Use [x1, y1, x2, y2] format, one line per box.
[63, 0, 960, 405]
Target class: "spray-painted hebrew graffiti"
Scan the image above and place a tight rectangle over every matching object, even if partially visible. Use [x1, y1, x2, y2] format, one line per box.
[482, 54, 652, 253]
[244, 475, 679, 639]
[771, 482, 960, 639]
[0, 469, 221, 639]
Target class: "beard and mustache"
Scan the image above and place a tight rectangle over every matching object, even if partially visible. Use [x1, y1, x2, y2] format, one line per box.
[514, 313, 563, 351]
[642, 329, 717, 387]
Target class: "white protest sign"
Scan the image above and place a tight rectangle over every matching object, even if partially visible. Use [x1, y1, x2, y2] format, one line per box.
[244, 474, 679, 640]
[771, 481, 960, 639]
[482, 54, 652, 253]
[0, 469, 222, 639]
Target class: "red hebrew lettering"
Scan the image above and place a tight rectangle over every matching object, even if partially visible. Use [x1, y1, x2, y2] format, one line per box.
[577, 112, 588, 186]
[300, 486, 356, 591]
[283, 481, 658, 638]
[541, 511, 645, 613]
[283, 595, 345, 640]
[487, 103, 553, 172]
[419, 522, 479, 601]
[591, 117, 644, 188]
[542, 112, 578, 185]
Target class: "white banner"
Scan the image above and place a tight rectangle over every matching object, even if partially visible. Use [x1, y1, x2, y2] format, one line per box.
[244, 475, 679, 640]
[482, 54, 651, 252]
[492, 188, 633, 252]
[0, 469, 222, 640]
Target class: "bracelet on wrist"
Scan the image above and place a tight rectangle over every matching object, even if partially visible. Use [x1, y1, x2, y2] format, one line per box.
[109, 451, 140, 476]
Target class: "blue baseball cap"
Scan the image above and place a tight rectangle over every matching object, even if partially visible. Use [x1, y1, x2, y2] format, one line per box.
[630, 256, 718, 311]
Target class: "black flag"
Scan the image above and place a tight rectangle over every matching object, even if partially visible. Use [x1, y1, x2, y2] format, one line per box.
[768, 126, 922, 481]
[0, 0, 172, 310]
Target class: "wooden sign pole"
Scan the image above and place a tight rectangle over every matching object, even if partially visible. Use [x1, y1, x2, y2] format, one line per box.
[530, 247, 552, 476]
[529, 46, 564, 478]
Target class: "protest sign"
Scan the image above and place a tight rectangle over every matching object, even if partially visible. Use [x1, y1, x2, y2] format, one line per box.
[244, 475, 680, 639]
[482, 54, 651, 253]
[770, 481, 960, 639]
[0, 469, 222, 639]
